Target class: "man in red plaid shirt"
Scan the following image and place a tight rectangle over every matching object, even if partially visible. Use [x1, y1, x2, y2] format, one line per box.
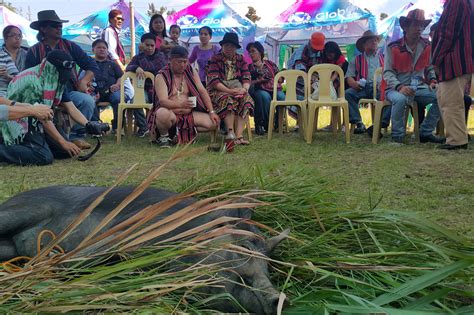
[432, 0, 474, 150]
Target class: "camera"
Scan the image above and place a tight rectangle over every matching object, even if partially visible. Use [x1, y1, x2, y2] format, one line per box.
[85, 121, 110, 135]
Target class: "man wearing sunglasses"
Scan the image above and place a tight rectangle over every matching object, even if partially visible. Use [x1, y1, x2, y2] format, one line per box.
[25, 10, 99, 150]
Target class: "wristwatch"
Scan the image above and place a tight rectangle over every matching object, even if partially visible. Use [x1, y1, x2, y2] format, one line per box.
[209, 110, 216, 114]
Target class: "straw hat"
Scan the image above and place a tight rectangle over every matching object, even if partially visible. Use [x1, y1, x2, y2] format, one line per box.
[356, 30, 382, 52]
[399, 9, 431, 30]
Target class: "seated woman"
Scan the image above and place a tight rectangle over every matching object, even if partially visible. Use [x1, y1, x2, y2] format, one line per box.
[246, 41, 285, 135]
[126, 33, 168, 103]
[206, 32, 254, 145]
[322, 41, 348, 91]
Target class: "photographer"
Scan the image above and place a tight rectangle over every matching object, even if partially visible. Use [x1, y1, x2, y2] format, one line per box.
[1, 50, 107, 166]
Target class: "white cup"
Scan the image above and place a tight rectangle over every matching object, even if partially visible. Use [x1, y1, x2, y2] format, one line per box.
[189, 96, 197, 107]
[358, 78, 367, 87]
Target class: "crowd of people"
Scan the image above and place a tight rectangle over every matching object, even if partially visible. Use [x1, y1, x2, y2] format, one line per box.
[0, 1, 472, 167]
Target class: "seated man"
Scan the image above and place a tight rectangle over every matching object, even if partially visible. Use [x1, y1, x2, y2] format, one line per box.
[91, 39, 137, 134]
[1, 50, 105, 166]
[148, 46, 220, 147]
[26, 10, 100, 150]
[345, 31, 386, 134]
[384, 9, 443, 144]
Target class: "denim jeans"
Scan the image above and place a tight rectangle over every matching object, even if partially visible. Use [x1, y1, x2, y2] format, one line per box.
[386, 87, 440, 139]
[345, 83, 383, 124]
[0, 131, 53, 166]
[69, 91, 96, 141]
[249, 88, 285, 127]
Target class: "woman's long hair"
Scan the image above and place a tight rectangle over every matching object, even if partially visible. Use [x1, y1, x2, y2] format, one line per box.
[322, 41, 343, 63]
[149, 14, 167, 39]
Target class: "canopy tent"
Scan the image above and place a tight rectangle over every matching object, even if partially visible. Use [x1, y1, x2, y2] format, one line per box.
[0, 6, 37, 46]
[165, 0, 256, 50]
[377, 0, 444, 43]
[62, 0, 149, 54]
[263, 0, 376, 63]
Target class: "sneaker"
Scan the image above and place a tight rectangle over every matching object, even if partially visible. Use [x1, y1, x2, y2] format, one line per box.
[155, 136, 172, 148]
[354, 123, 366, 134]
[391, 136, 405, 146]
[137, 129, 149, 138]
[366, 125, 383, 140]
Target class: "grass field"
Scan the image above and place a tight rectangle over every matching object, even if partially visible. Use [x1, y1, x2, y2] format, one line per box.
[1, 108, 472, 237]
[0, 108, 473, 313]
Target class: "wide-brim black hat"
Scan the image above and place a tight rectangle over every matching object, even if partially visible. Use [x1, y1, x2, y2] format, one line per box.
[46, 50, 76, 83]
[30, 10, 69, 30]
[219, 32, 241, 49]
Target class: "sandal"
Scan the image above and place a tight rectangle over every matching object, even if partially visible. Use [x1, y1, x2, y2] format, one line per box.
[235, 137, 250, 145]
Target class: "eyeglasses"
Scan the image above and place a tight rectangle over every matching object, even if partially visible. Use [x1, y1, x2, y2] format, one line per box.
[62, 60, 76, 69]
[7, 34, 22, 40]
[115, 17, 124, 21]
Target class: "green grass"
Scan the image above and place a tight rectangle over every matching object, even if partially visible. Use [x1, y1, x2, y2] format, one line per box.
[1, 109, 473, 238]
[0, 108, 473, 313]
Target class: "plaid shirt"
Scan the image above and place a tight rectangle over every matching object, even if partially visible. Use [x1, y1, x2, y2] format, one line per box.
[432, 0, 474, 82]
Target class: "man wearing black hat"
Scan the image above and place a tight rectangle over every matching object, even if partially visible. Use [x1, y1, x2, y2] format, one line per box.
[25, 10, 100, 150]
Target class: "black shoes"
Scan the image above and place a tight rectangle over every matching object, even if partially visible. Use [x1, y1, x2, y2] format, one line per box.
[354, 123, 366, 134]
[366, 125, 383, 140]
[255, 125, 265, 136]
[437, 143, 468, 150]
[420, 134, 446, 144]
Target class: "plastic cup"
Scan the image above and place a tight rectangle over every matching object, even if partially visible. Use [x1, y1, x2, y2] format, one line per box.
[358, 78, 367, 87]
[189, 96, 197, 107]
[224, 138, 235, 152]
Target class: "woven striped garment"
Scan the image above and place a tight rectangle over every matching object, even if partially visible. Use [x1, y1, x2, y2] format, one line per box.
[0, 60, 64, 145]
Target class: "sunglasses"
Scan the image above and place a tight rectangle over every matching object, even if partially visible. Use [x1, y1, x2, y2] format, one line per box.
[115, 17, 124, 21]
[47, 22, 63, 29]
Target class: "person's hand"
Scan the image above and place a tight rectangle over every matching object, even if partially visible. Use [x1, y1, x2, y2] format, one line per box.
[209, 111, 220, 125]
[349, 80, 361, 91]
[399, 86, 416, 96]
[61, 141, 81, 157]
[136, 67, 145, 80]
[0, 67, 8, 77]
[180, 98, 195, 109]
[31, 105, 53, 121]
[77, 78, 90, 93]
[110, 83, 120, 92]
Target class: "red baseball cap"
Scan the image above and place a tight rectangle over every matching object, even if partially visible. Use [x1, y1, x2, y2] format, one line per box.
[310, 32, 325, 51]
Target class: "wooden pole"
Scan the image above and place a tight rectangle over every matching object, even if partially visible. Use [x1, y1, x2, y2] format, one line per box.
[129, 0, 135, 57]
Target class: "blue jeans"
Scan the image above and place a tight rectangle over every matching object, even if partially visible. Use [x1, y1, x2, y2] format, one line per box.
[386, 88, 440, 139]
[249, 88, 285, 129]
[69, 91, 96, 141]
[345, 83, 384, 124]
[0, 131, 53, 166]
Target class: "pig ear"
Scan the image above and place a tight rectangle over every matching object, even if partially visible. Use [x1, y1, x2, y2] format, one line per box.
[265, 228, 290, 255]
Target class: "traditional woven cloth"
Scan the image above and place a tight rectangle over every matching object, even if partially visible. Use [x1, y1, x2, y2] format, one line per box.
[0, 60, 64, 145]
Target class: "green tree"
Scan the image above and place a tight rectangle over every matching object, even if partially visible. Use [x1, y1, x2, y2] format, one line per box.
[245, 6, 261, 23]
[380, 13, 388, 20]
